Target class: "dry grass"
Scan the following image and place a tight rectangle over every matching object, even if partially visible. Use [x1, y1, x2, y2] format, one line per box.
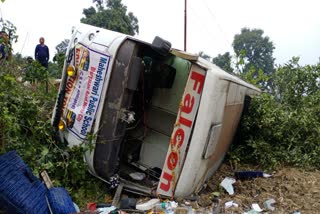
[203, 163, 320, 213]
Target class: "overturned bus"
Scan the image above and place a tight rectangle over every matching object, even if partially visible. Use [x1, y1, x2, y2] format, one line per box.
[52, 23, 260, 198]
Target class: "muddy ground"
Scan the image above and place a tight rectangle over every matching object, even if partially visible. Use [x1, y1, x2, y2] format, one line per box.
[198, 163, 320, 213]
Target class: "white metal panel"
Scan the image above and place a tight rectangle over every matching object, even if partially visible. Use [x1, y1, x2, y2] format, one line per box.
[157, 64, 206, 197]
[175, 70, 255, 196]
[56, 24, 128, 174]
[174, 68, 228, 196]
[202, 124, 222, 159]
[58, 24, 128, 146]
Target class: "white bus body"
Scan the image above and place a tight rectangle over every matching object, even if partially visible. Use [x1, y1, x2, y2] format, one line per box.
[52, 23, 260, 198]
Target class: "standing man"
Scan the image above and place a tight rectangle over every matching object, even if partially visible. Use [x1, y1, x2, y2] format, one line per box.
[35, 37, 49, 68]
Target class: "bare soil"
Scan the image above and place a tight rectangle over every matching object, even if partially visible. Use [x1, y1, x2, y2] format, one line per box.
[78, 163, 320, 214]
[202, 163, 320, 214]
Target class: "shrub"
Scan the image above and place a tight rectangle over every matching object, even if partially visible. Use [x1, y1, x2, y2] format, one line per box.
[0, 56, 106, 206]
[229, 58, 320, 169]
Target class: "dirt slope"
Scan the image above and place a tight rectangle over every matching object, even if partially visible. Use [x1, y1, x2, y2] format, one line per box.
[203, 164, 320, 213]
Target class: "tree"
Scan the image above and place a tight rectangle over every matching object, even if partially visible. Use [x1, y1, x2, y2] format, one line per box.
[273, 57, 320, 105]
[233, 28, 275, 76]
[81, 0, 139, 36]
[212, 52, 233, 73]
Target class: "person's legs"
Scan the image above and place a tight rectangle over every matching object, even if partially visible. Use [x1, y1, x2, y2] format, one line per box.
[40, 61, 49, 92]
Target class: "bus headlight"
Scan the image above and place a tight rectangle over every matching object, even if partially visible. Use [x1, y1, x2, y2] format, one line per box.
[58, 120, 66, 131]
[67, 65, 76, 77]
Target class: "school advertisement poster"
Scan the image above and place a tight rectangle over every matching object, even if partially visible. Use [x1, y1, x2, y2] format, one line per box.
[63, 43, 110, 139]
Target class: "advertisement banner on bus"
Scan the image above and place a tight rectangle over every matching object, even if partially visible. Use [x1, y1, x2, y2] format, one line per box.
[62, 43, 110, 139]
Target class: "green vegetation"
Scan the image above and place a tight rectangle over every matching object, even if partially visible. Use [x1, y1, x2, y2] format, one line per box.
[0, 0, 139, 206]
[209, 28, 319, 170]
[212, 52, 233, 73]
[233, 28, 275, 76]
[0, 57, 106, 206]
[81, 0, 139, 35]
[207, 28, 320, 170]
[0, 19, 18, 60]
[229, 57, 320, 169]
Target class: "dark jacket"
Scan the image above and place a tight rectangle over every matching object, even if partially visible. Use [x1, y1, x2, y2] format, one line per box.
[0, 44, 5, 60]
[35, 44, 49, 67]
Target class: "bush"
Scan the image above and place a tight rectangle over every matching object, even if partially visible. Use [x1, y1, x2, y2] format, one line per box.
[229, 58, 320, 169]
[0, 56, 106, 206]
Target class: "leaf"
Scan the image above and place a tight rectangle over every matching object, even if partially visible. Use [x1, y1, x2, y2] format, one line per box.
[41, 147, 49, 156]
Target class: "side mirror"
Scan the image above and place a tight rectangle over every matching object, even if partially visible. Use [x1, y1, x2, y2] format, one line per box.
[151, 36, 171, 56]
